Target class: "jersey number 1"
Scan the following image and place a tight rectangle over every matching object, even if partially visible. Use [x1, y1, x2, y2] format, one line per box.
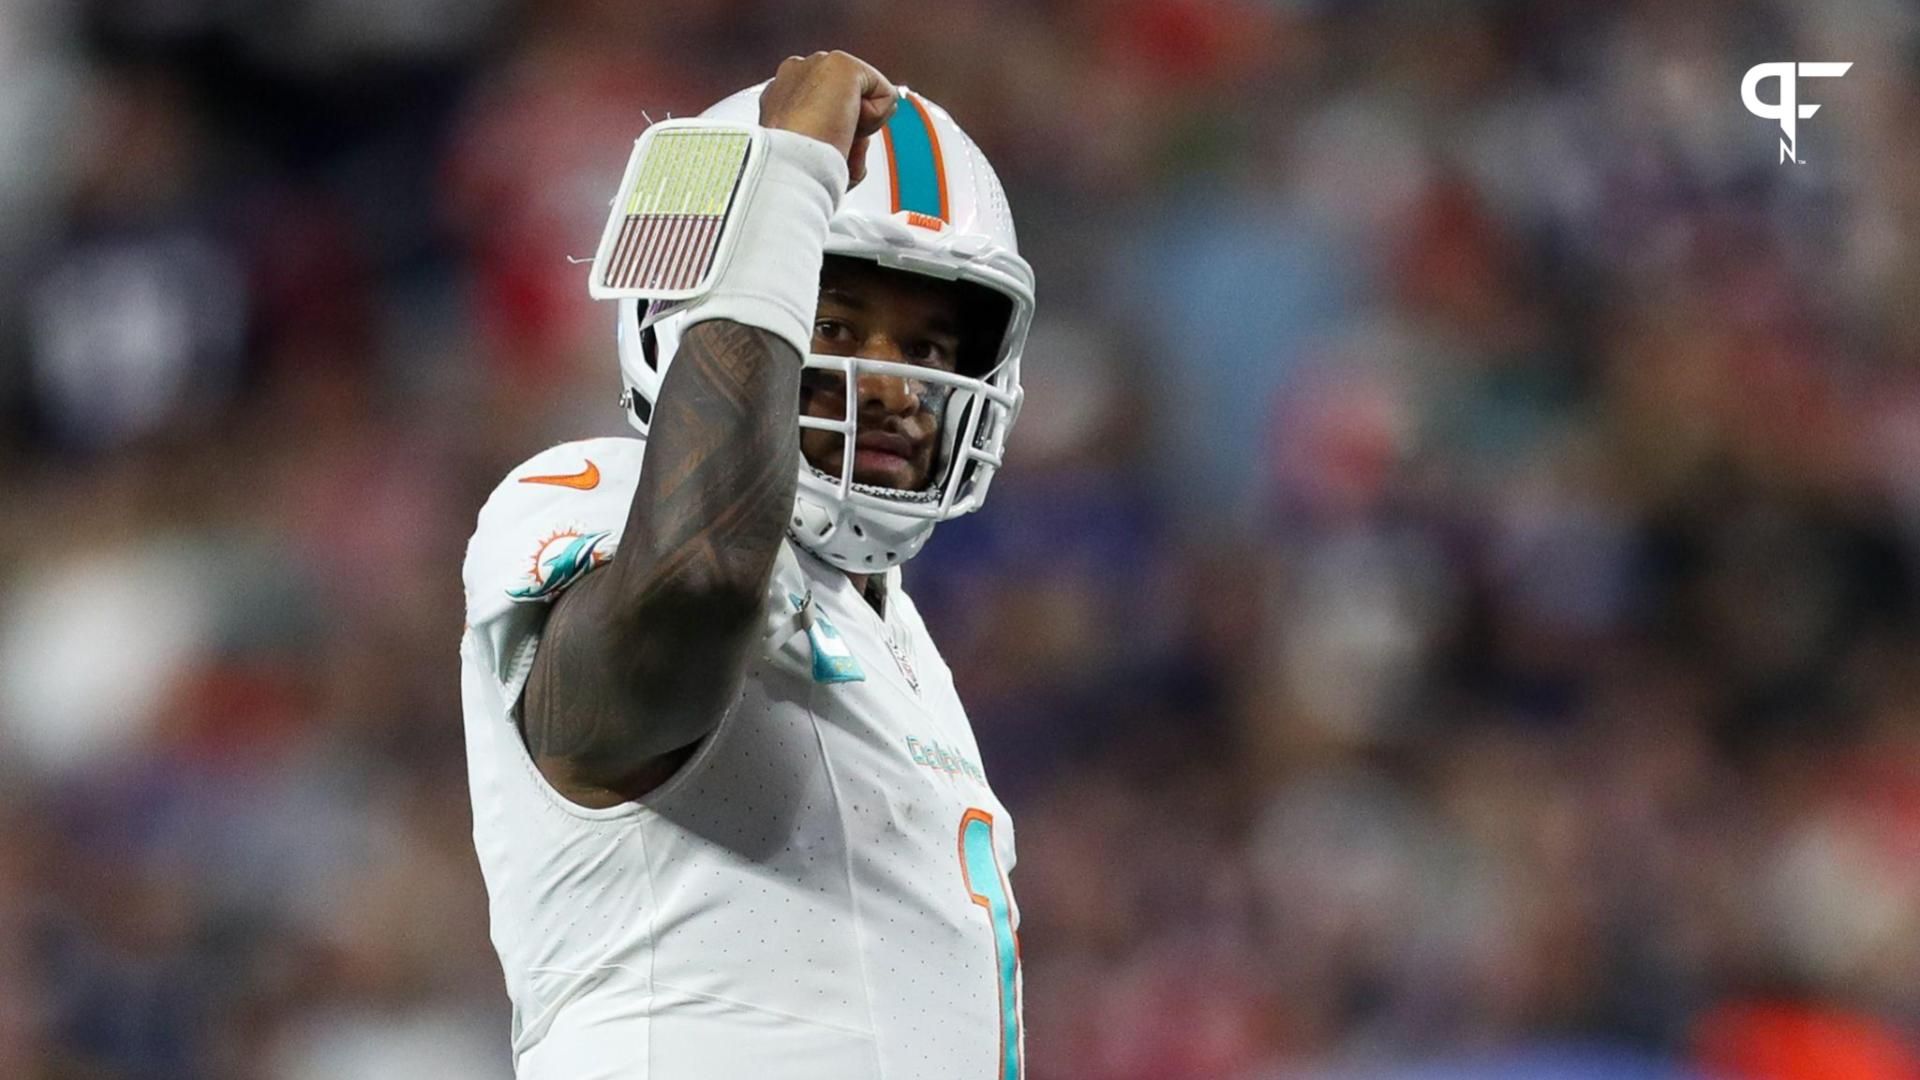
[959, 808, 1022, 1080]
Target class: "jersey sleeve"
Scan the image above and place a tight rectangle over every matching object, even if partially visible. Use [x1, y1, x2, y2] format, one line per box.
[462, 437, 647, 705]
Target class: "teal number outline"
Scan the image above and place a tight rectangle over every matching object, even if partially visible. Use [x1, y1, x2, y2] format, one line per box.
[959, 808, 1022, 1080]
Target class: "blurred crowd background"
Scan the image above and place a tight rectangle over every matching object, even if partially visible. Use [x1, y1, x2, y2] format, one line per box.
[2, 0, 1918, 1077]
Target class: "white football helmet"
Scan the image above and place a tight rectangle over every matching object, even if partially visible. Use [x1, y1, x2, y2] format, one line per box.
[614, 83, 1034, 572]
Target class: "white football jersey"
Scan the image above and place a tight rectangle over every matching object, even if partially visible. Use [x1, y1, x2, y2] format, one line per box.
[459, 437, 1023, 1080]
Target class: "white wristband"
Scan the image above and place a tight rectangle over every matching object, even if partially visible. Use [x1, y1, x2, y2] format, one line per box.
[676, 129, 848, 360]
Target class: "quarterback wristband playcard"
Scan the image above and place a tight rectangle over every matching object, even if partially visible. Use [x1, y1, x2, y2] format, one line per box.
[588, 120, 766, 301]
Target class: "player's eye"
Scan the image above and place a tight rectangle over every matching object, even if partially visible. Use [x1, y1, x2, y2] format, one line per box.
[907, 338, 958, 371]
[813, 318, 856, 347]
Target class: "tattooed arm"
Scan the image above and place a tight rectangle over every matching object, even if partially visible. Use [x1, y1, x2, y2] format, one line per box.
[519, 52, 896, 807]
[522, 322, 798, 806]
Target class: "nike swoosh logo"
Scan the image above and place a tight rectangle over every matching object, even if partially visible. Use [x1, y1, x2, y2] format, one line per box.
[519, 460, 600, 490]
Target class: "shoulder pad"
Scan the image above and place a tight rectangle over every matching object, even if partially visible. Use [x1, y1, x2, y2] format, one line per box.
[462, 437, 644, 699]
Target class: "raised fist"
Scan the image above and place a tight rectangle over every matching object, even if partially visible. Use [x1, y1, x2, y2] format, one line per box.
[759, 51, 897, 186]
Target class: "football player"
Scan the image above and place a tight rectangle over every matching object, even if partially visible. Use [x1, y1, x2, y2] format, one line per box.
[459, 52, 1033, 1079]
